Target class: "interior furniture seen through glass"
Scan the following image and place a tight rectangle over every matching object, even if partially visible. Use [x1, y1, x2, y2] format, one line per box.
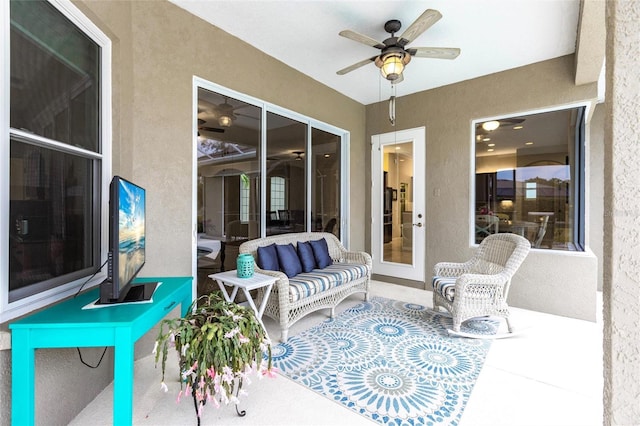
[196, 87, 343, 271]
[474, 107, 585, 251]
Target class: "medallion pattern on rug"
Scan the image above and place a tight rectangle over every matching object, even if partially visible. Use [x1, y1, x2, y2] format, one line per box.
[270, 297, 497, 426]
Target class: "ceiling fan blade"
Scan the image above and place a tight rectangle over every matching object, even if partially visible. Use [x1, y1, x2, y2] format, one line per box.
[336, 56, 378, 75]
[398, 9, 442, 46]
[200, 126, 225, 133]
[499, 118, 525, 125]
[407, 47, 461, 60]
[339, 30, 385, 49]
[235, 112, 259, 120]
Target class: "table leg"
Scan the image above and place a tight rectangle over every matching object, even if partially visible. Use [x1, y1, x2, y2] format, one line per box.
[11, 330, 35, 426]
[220, 241, 226, 272]
[216, 280, 239, 303]
[240, 287, 270, 337]
[113, 329, 135, 426]
[256, 283, 273, 319]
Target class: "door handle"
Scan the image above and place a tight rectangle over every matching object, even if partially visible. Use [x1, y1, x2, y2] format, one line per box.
[413, 223, 423, 227]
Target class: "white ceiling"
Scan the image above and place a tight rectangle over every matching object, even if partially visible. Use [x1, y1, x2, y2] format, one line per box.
[170, 0, 580, 105]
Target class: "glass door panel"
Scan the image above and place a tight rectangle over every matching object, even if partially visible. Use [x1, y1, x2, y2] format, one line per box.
[266, 112, 307, 236]
[311, 128, 341, 236]
[382, 142, 413, 264]
[197, 88, 261, 246]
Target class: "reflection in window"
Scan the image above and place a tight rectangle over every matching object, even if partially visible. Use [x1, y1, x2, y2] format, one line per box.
[312, 128, 341, 235]
[266, 112, 307, 236]
[474, 107, 585, 251]
[197, 88, 261, 242]
[7, 0, 104, 305]
[196, 86, 344, 253]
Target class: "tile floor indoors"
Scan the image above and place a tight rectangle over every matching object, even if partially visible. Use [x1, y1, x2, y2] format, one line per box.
[70, 280, 603, 425]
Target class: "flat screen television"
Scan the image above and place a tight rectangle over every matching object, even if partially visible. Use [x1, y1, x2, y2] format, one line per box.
[99, 176, 157, 304]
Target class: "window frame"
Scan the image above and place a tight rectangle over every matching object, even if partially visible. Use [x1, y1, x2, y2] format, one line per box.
[471, 103, 588, 251]
[1, 0, 112, 323]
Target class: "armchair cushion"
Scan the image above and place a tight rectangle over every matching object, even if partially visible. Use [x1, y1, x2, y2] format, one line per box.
[276, 243, 303, 278]
[432, 276, 456, 302]
[310, 238, 333, 269]
[257, 243, 279, 271]
[297, 241, 316, 273]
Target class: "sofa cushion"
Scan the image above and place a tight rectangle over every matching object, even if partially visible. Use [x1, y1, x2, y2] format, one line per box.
[297, 241, 316, 273]
[276, 243, 303, 278]
[257, 243, 280, 271]
[310, 238, 333, 269]
[288, 263, 370, 302]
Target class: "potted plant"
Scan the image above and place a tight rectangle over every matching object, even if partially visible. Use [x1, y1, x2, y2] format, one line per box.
[154, 292, 274, 424]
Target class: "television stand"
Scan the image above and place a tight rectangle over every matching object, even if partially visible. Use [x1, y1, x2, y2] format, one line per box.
[10, 276, 192, 426]
[122, 281, 159, 303]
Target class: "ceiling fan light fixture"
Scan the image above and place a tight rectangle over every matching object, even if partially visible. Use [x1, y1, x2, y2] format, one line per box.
[378, 53, 408, 81]
[218, 115, 233, 128]
[482, 120, 500, 132]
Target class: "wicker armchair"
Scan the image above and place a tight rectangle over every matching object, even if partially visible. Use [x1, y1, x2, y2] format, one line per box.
[432, 233, 531, 335]
[239, 232, 371, 341]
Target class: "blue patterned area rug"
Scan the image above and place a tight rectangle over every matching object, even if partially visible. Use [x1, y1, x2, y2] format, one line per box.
[271, 297, 498, 426]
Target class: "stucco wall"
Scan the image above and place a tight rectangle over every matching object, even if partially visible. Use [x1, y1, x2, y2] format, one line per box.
[603, 0, 640, 423]
[365, 55, 601, 321]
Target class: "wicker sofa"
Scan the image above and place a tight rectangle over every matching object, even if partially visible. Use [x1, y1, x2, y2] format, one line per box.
[239, 232, 371, 341]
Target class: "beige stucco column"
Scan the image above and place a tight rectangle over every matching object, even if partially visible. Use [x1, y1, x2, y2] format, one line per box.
[603, 0, 640, 423]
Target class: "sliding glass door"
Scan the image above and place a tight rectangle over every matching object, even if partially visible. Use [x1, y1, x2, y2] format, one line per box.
[195, 82, 346, 255]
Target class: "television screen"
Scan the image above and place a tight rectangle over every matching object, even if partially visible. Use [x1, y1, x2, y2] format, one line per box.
[99, 176, 149, 304]
[116, 177, 146, 293]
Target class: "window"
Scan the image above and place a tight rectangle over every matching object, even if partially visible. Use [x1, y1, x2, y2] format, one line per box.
[525, 182, 537, 199]
[2, 0, 111, 321]
[474, 107, 585, 251]
[270, 177, 285, 213]
[239, 174, 250, 222]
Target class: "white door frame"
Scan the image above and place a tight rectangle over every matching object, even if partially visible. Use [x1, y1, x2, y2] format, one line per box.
[371, 127, 425, 282]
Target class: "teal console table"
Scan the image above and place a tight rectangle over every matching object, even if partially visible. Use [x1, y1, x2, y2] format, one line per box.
[10, 276, 193, 426]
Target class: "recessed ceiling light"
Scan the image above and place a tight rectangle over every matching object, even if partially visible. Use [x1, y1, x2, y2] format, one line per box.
[395, 146, 401, 150]
[487, 148, 494, 152]
[525, 141, 534, 145]
[483, 137, 491, 142]
[513, 126, 524, 130]
[487, 143, 495, 147]
[324, 154, 330, 158]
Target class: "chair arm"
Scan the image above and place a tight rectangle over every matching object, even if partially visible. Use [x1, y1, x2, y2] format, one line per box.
[433, 261, 471, 278]
[341, 250, 373, 269]
[254, 266, 289, 294]
[455, 272, 511, 292]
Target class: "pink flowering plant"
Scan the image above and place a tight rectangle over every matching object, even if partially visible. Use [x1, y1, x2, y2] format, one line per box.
[154, 292, 273, 422]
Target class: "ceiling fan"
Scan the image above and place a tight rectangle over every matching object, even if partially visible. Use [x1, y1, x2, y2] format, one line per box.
[198, 97, 253, 131]
[337, 9, 461, 82]
[475, 118, 526, 140]
[198, 118, 224, 135]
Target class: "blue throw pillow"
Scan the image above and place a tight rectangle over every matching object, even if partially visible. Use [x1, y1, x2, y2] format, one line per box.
[297, 241, 316, 273]
[276, 243, 302, 278]
[257, 243, 279, 271]
[310, 238, 333, 269]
